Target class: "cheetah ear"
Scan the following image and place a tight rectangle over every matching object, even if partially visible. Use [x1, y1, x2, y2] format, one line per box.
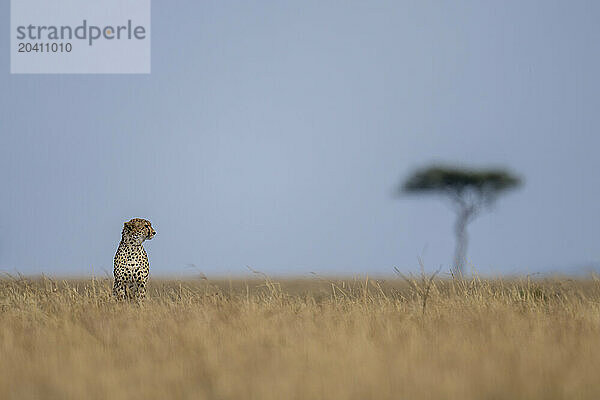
[124, 220, 134, 231]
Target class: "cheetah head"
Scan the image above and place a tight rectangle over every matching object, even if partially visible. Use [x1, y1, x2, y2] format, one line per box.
[122, 218, 156, 244]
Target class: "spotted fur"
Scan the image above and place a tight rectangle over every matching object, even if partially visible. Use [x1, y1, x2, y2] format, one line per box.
[113, 218, 156, 301]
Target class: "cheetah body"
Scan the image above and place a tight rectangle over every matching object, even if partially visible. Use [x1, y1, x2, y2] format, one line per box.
[113, 218, 156, 300]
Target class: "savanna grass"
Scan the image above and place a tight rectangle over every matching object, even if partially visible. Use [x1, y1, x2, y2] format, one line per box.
[1, 274, 599, 399]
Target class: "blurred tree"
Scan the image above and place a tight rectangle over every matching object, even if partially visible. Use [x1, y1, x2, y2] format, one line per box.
[401, 165, 522, 275]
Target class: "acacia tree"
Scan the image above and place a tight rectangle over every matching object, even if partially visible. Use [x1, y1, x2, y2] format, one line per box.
[401, 165, 521, 275]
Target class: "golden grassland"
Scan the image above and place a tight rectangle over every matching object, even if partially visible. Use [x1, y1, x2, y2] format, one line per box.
[1, 273, 600, 399]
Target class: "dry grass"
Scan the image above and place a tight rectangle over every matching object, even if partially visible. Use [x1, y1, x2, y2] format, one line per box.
[1, 273, 600, 399]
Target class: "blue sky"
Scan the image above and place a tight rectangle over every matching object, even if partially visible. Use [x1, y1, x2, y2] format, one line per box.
[1, 1, 599, 276]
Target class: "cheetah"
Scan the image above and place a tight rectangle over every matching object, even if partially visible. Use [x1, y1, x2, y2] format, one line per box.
[113, 218, 156, 301]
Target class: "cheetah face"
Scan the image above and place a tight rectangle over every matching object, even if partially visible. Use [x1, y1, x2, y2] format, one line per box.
[123, 218, 156, 243]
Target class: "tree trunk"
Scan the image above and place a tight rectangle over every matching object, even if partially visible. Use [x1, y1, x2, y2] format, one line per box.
[453, 207, 473, 276]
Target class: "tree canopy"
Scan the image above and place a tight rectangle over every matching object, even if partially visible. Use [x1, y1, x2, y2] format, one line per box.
[402, 165, 521, 206]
